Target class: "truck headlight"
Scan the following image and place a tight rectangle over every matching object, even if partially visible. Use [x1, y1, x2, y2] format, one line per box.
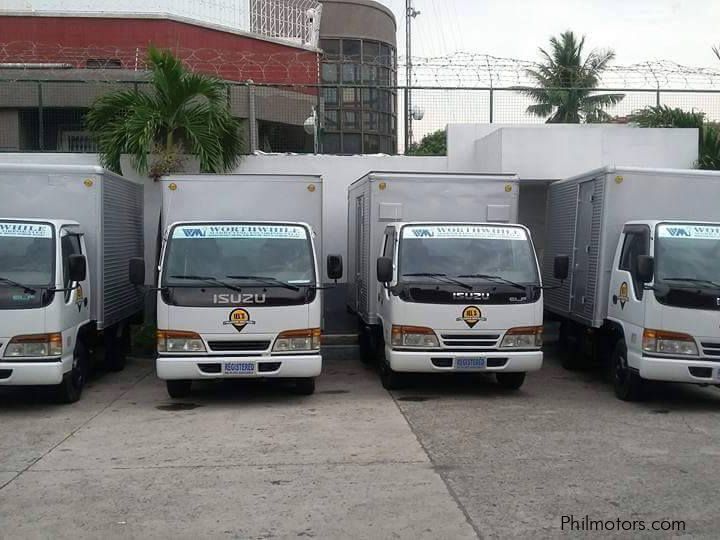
[273, 328, 321, 352]
[391, 326, 439, 348]
[643, 329, 698, 356]
[4, 333, 63, 358]
[501, 326, 543, 349]
[157, 330, 206, 353]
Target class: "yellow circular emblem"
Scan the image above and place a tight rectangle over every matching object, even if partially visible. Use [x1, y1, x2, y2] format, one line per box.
[229, 308, 250, 332]
[459, 306, 483, 328]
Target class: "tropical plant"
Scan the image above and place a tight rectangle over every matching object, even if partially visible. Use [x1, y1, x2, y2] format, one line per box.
[406, 128, 446, 156]
[524, 31, 624, 123]
[86, 46, 243, 177]
[629, 105, 720, 170]
[714, 45, 720, 61]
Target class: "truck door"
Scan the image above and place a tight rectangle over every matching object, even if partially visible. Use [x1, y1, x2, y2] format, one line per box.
[571, 181, 595, 314]
[60, 228, 91, 353]
[608, 225, 650, 356]
[377, 226, 396, 320]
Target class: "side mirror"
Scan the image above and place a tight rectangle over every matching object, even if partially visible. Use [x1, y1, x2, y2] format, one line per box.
[377, 257, 393, 283]
[129, 257, 146, 286]
[553, 255, 570, 281]
[68, 254, 87, 282]
[327, 254, 343, 281]
[636, 255, 654, 284]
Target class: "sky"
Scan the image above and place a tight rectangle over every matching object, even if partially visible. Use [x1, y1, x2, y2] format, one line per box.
[379, 0, 720, 67]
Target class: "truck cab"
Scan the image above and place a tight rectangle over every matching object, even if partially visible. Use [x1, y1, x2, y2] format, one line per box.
[152, 221, 336, 398]
[374, 222, 544, 390]
[607, 220, 720, 399]
[0, 219, 91, 402]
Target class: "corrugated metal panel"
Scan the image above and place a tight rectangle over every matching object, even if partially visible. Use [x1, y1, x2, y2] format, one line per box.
[542, 181, 578, 315]
[357, 186, 371, 320]
[101, 174, 144, 329]
[581, 177, 606, 322]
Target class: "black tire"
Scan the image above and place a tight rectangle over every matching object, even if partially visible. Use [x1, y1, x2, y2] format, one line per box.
[496, 372, 526, 390]
[166, 380, 192, 399]
[378, 339, 404, 390]
[612, 340, 644, 401]
[293, 378, 316, 396]
[55, 340, 89, 404]
[104, 324, 129, 372]
[358, 324, 375, 365]
[558, 322, 583, 371]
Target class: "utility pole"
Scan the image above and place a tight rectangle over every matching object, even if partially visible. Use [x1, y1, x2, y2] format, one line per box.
[405, 0, 420, 153]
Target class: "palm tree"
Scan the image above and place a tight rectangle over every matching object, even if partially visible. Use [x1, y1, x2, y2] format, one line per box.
[629, 105, 720, 170]
[86, 46, 243, 176]
[524, 31, 624, 123]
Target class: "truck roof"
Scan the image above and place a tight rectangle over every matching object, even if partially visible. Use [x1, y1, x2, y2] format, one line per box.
[349, 171, 519, 187]
[0, 162, 130, 182]
[162, 173, 322, 182]
[626, 219, 720, 227]
[561, 166, 720, 184]
[0, 217, 79, 228]
[387, 221, 529, 228]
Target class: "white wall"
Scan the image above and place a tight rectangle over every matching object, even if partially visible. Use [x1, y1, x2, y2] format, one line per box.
[448, 123, 699, 178]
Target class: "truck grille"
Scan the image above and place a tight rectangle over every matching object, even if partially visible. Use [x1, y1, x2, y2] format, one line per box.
[207, 340, 271, 352]
[700, 342, 720, 360]
[440, 333, 500, 350]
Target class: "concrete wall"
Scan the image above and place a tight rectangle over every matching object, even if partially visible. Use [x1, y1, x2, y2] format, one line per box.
[447, 124, 699, 178]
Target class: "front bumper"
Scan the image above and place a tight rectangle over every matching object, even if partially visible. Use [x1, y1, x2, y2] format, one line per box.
[156, 354, 322, 380]
[630, 350, 720, 383]
[0, 356, 70, 386]
[386, 348, 543, 373]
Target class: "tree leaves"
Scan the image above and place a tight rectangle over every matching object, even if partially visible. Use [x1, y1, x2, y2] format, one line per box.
[523, 31, 624, 124]
[86, 46, 244, 176]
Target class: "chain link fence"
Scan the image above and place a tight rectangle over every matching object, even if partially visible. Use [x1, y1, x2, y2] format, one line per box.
[1, 78, 719, 154]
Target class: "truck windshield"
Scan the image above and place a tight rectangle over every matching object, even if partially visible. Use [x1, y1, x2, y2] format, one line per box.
[163, 224, 315, 288]
[655, 224, 720, 288]
[399, 225, 539, 285]
[0, 221, 54, 309]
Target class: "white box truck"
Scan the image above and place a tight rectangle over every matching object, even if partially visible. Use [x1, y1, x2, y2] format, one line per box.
[542, 167, 720, 401]
[0, 163, 144, 403]
[137, 174, 342, 398]
[347, 172, 544, 390]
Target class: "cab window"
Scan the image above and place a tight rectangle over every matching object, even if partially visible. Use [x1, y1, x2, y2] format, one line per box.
[61, 233, 82, 299]
[619, 227, 649, 299]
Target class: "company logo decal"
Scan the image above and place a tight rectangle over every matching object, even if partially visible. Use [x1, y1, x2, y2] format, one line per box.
[453, 291, 491, 301]
[457, 306, 486, 328]
[658, 224, 720, 240]
[618, 282, 629, 310]
[224, 308, 254, 332]
[0, 223, 52, 238]
[75, 285, 85, 312]
[174, 225, 307, 240]
[403, 225, 527, 241]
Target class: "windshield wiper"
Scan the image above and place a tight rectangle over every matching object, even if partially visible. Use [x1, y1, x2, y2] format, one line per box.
[401, 272, 472, 290]
[226, 275, 300, 292]
[0, 277, 36, 294]
[662, 277, 720, 289]
[169, 275, 242, 292]
[457, 273, 528, 291]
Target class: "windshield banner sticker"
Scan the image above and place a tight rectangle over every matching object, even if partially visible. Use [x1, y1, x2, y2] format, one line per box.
[658, 225, 720, 240]
[0, 223, 52, 238]
[173, 225, 307, 240]
[403, 225, 526, 240]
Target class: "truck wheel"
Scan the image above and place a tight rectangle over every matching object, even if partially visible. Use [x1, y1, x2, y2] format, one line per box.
[558, 322, 583, 371]
[104, 324, 129, 372]
[496, 372, 526, 390]
[166, 380, 192, 399]
[612, 340, 644, 401]
[293, 378, 316, 396]
[55, 340, 89, 404]
[358, 324, 374, 364]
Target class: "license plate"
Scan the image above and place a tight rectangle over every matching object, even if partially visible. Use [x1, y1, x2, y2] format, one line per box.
[224, 362, 255, 375]
[456, 357, 486, 369]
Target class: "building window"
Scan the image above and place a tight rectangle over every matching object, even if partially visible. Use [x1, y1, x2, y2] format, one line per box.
[320, 36, 397, 154]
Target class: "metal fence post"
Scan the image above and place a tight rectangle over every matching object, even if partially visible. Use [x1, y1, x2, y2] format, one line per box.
[248, 83, 258, 153]
[489, 88, 494, 124]
[656, 88, 661, 107]
[37, 82, 44, 151]
[404, 86, 410, 152]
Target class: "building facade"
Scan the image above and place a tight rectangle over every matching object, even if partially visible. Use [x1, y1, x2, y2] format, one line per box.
[318, 0, 398, 154]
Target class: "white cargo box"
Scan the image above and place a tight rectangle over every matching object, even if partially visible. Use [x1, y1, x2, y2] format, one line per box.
[161, 174, 323, 243]
[347, 171, 520, 325]
[0, 163, 144, 329]
[542, 166, 720, 327]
